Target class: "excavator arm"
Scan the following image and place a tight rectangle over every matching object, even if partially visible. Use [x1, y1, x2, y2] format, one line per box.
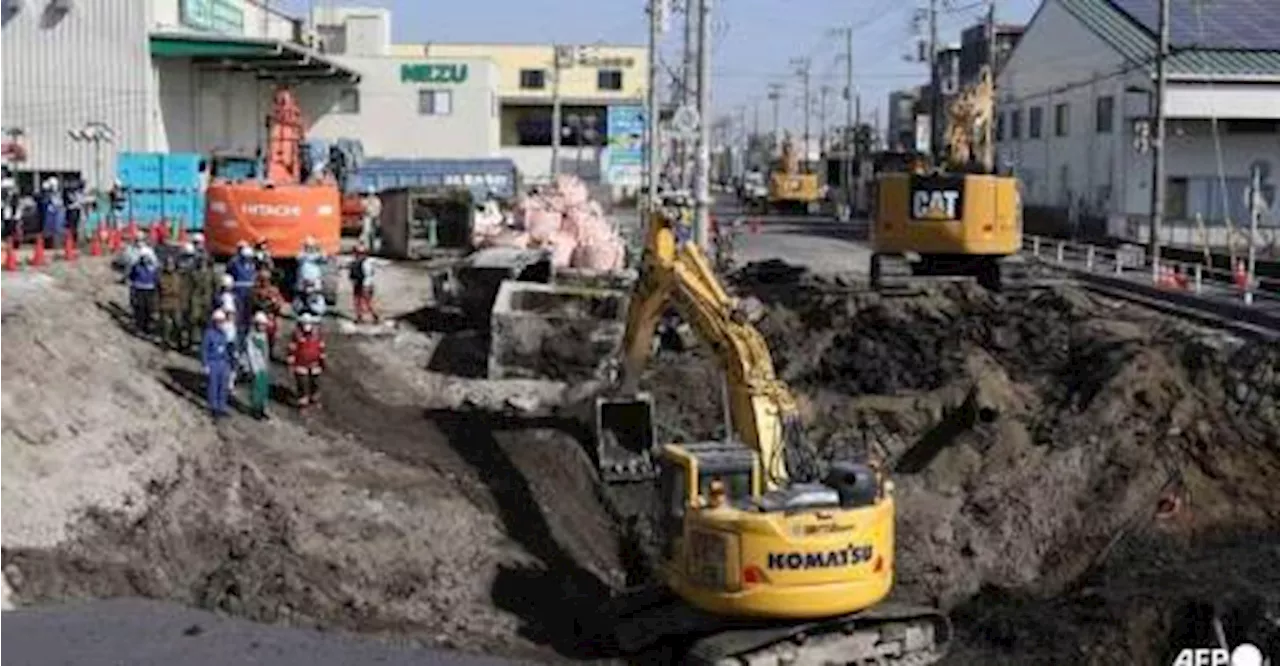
[613, 205, 809, 489]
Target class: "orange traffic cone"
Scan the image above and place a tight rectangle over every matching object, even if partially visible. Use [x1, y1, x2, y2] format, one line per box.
[3, 237, 18, 271]
[90, 228, 104, 257]
[177, 221, 189, 244]
[1233, 259, 1248, 289]
[31, 235, 46, 267]
[126, 219, 138, 239]
[109, 227, 123, 253]
[63, 233, 77, 261]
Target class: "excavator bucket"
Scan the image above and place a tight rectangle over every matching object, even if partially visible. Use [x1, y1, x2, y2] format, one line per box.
[593, 393, 658, 483]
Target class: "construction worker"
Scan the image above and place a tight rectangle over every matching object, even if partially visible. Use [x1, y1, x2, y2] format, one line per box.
[157, 254, 189, 350]
[38, 177, 66, 248]
[252, 236, 275, 275]
[214, 274, 238, 328]
[201, 309, 235, 419]
[251, 268, 288, 352]
[227, 242, 257, 338]
[359, 186, 382, 252]
[190, 232, 209, 265]
[287, 313, 326, 408]
[296, 235, 327, 294]
[349, 243, 380, 324]
[244, 312, 273, 420]
[293, 279, 327, 319]
[128, 247, 159, 334]
[183, 242, 214, 347]
[2, 166, 16, 240]
[107, 179, 126, 231]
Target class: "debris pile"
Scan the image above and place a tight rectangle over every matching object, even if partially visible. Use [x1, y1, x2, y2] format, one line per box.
[471, 175, 626, 271]
[636, 264, 1280, 663]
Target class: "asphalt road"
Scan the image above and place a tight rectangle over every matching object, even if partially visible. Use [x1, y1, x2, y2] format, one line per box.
[3, 598, 530, 666]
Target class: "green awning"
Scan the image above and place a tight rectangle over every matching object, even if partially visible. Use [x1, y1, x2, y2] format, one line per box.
[150, 32, 361, 84]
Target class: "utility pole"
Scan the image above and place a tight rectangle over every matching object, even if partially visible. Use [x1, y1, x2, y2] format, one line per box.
[828, 26, 857, 210]
[767, 83, 783, 152]
[818, 85, 831, 153]
[645, 0, 663, 207]
[1246, 163, 1262, 305]
[984, 0, 997, 171]
[927, 0, 940, 160]
[790, 57, 812, 171]
[1149, 0, 1170, 280]
[550, 45, 574, 179]
[681, 0, 698, 189]
[693, 0, 712, 248]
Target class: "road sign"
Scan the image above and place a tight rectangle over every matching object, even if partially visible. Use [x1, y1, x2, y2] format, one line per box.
[671, 105, 700, 137]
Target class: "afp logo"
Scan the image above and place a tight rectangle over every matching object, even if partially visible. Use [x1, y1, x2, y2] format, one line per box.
[909, 175, 965, 221]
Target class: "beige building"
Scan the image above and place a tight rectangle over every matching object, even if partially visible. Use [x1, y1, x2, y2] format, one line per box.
[392, 42, 648, 185]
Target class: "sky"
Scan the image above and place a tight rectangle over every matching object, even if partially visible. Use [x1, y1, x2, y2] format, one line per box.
[279, 0, 1042, 134]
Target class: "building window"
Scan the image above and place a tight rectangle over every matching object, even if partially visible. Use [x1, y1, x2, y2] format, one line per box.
[996, 112, 1005, 141]
[418, 89, 453, 116]
[1054, 103, 1070, 137]
[1010, 109, 1022, 140]
[597, 69, 623, 91]
[334, 88, 360, 114]
[519, 69, 546, 90]
[1095, 96, 1114, 133]
[1028, 106, 1043, 139]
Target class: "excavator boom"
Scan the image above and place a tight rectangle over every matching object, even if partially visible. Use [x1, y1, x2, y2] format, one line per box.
[581, 200, 950, 664]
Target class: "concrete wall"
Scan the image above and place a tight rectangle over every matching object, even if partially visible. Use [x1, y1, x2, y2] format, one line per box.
[1, 0, 154, 187]
[307, 56, 499, 159]
[394, 43, 647, 105]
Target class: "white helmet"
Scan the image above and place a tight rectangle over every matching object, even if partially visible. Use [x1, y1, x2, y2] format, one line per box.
[139, 246, 156, 262]
[253, 311, 270, 326]
[181, 242, 196, 254]
[192, 233, 205, 244]
[220, 274, 234, 288]
[298, 313, 317, 326]
[236, 240, 249, 249]
[42, 177, 59, 190]
[303, 235, 317, 249]
[212, 309, 228, 323]
[238, 246, 253, 258]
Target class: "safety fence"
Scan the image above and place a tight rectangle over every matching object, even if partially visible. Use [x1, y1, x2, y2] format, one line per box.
[1022, 234, 1280, 338]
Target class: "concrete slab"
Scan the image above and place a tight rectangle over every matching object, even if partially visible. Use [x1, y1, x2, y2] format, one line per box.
[488, 281, 629, 382]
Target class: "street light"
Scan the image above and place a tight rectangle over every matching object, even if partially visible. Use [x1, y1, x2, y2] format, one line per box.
[68, 121, 116, 194]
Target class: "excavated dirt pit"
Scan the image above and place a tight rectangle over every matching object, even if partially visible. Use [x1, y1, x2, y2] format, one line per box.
[4, 258, 1280, 665]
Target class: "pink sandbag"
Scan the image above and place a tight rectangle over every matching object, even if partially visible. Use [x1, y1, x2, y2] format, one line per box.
[574, 212, 616, 247]
[554, 174, 590, 208]
[525, 208, 562, 243]
[549, 231, 577, 268]
[571, 240, 625, 271]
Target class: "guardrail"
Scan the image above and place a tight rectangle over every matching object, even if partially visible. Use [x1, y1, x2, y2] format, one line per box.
[1022, 234, 1280, 340]
[1023, 235, 1279, 306]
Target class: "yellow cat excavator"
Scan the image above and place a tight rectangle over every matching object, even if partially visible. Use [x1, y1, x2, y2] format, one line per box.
[870, 66, 1024, 291]
[577, 196, 950, 664]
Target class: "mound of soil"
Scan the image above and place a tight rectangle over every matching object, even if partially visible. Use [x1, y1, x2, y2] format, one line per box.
[636, 265, 1280, 663]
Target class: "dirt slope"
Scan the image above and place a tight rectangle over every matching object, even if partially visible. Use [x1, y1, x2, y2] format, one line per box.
[636, 264, 1280, 663]
[1, 260, 622, 662]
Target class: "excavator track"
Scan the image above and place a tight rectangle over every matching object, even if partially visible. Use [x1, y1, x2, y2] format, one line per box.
[580, 587, 951, 666]
[870, 252, 1068, 295]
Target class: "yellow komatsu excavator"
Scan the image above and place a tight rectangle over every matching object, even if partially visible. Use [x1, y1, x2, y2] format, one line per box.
[870, 66, 1024, 291]
[577, 197, 950, 664]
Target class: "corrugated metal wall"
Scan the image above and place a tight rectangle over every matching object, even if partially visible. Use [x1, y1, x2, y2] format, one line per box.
[1, 0, 154, 187]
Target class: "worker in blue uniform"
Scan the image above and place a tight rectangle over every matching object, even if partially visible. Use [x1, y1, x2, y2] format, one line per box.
[227, 242, 259, 340]
[201, 309, 235, 418]
[127, 247, 159, 334]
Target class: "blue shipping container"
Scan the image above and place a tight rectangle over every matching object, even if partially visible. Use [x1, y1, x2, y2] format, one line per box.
[162, 153, 204, 191]
[117, 153, 164, 191]
[350, 158, 518, 199]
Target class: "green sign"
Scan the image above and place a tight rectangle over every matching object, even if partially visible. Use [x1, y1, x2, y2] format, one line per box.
[401, 63, 469, 84]
[180, 0, 244, 34]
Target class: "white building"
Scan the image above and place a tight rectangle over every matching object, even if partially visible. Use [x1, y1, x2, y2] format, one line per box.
[995, 0, 1280, 247]
[1, 0, 502, 191]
